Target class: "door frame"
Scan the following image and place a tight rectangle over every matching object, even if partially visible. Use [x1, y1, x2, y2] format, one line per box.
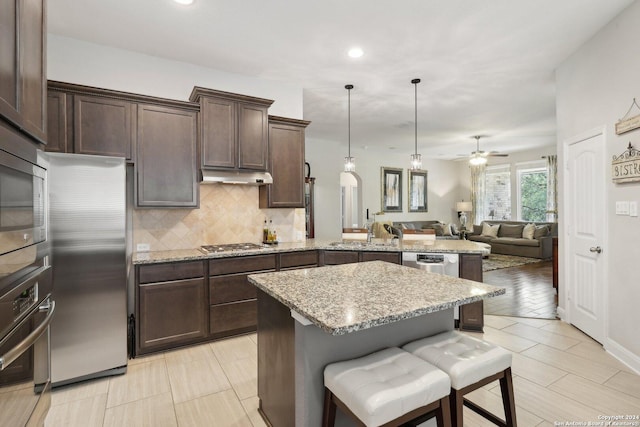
[561, 125, 609, 343]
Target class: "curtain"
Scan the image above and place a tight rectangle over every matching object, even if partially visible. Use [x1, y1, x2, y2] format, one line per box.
[546, 155, 558, 222]
[470, 163, 486, 226]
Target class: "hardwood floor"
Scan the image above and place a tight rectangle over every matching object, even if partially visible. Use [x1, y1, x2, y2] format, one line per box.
[483, 260, 557, 319]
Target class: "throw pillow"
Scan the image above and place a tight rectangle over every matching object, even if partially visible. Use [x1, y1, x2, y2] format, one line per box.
[481, 223, 500, 238]
[499, 224, 524, 238]
[534, 225, 549, 239]
[449, 223, 459, 236]
[401, 223, 415, 230]
[522, 223, 536, 240]
[432, 223, 445, 236]
[441, 223, 453, 237]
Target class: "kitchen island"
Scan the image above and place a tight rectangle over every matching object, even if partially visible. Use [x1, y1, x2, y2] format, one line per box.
[248, 261, 504, 427]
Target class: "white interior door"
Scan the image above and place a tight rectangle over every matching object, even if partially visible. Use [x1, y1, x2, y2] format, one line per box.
[566, 130, 606, 343]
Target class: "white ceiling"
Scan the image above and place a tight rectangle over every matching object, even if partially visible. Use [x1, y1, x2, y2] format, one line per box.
[48, 0, 634, 159]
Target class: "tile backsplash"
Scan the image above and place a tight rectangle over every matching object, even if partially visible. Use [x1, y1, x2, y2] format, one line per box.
[132, 184, 306, 251]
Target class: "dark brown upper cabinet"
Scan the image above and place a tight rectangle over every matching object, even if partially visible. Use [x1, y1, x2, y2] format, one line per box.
[259, 116, 310, 208]
[0, 0, 47, 143]
[136, 103, 199, 208]
[46, 90, 69, 153]
[74, 95, 135, 160]
[190, 87, 273, 172]
[46, 82, 135, 160]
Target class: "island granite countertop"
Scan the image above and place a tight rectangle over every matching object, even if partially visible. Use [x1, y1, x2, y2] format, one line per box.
[132, 239, 486, 265]
[248, 260, 504, 335]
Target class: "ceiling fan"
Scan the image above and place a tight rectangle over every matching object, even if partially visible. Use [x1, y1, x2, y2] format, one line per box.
[465, 135, 508, 165]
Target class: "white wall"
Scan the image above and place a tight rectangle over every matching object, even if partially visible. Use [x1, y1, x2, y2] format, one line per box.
[556, 0, 640, 370]
[306, 139, 466, 240]
[48, 34, 302, 118]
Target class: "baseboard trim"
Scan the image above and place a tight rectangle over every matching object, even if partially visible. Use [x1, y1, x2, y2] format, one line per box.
[556, 306, 566, 321]
[605, 337, 640, 374]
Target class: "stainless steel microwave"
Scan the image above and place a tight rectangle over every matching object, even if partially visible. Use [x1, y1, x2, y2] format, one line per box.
[0, 149, 46, 258]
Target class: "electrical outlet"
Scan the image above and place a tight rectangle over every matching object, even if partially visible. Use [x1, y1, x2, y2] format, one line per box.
[136, 243, 150, 252]
[630, 201, 638, 217]
[296, 231, 305, 241]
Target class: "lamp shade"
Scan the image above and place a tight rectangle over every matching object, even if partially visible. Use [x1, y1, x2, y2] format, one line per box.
[456, 201, 472, 212]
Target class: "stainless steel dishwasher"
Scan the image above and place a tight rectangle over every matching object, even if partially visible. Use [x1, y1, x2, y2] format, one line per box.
[402, 252, 460, 322]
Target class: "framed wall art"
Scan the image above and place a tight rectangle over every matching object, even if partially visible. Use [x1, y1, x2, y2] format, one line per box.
[408, 169, 428, 212]
[381, 167, 403, 212]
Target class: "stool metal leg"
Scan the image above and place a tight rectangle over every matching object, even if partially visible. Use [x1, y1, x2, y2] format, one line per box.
[322, 387, 337, 427]
[500, 368, 517, 427]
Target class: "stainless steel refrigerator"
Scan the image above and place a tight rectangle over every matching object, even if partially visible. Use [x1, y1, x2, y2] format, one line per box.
[47, 153, 127, 386]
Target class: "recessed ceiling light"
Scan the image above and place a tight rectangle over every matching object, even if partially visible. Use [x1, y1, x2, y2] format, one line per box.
[174, 0, 194, 5]
[348, 47, 364, 58]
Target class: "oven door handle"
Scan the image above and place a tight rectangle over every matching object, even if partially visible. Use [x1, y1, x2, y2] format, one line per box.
[0, 300, 55, 371]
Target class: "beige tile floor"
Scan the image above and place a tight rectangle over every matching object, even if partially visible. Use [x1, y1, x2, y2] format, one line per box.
[45, 316, 640, 427]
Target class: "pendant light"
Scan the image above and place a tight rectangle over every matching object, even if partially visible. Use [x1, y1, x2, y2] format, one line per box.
[410, 78, 422, 170]
[344, 84, 355, 172]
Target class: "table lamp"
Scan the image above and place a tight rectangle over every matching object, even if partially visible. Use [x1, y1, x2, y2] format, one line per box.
[456, 201, 473, 230]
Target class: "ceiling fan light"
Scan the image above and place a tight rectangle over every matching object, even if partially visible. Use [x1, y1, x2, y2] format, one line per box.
[469, 155, 487, 166]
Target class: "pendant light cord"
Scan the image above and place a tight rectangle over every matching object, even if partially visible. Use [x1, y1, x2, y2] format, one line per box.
[411, 78, 420, 156]
[346, 84, 353, 159]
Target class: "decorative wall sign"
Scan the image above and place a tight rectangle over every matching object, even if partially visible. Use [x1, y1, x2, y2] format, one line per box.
[616, 98, 640, 135]
[612, 142, 640, 183]
[381, 167, 403, 212]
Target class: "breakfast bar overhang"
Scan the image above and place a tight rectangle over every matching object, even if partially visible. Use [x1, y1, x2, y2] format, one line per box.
[248, 261, 505, 427]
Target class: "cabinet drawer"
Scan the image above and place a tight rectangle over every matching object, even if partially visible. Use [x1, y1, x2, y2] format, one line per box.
[209, 254, 276, 275]
[209, 274, 256, 304]
[210, 300, 257, 335]
[360, 251, 401, 264]
[138, 261, 204, 284]
[323, 250, 359, 265]
[279, 251, 318, 269]
[459, 301, 484, 332]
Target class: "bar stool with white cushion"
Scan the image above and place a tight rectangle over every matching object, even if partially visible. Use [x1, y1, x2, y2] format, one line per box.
[322, 347, 451, 427]
[403, 330, 516, 427]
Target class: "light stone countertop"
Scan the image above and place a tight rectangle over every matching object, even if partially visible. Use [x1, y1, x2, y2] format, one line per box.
[131, 239, 486, 264]
[248, 261, 505, 336]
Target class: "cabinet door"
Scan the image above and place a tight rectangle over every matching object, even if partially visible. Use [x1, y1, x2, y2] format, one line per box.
[0, 0, 19, 124]
[74, 95, 134, 160]
[201, 97, 236, 168]
[323, 250, 359, 265]
[18, 0, 46, 141]
[238, 103, 268, 170]
[260, 121, 305, 208]
[45, 91, 69, 152]
[136, 104, 199, 207]
[0, 0, 46, 142]
[138, 278, 207, 354]
[459, 253, 484, 332]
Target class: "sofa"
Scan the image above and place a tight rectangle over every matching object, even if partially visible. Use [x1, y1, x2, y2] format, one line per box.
[466, 220, 557, 259]
[392, 220, 460, 240]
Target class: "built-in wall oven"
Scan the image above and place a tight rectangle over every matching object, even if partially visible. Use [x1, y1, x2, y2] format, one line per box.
[0, 131, 54, 426]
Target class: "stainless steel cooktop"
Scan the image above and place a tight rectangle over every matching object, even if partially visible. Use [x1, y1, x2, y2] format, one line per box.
[199, 243, 265, 254]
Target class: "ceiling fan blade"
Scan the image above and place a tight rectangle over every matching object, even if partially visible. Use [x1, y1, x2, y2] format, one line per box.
[488, 153, 509, 157]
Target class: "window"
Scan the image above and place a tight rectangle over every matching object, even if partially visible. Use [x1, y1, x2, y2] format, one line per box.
[517, 163, 547, 222]
[484, 165, 511, 221]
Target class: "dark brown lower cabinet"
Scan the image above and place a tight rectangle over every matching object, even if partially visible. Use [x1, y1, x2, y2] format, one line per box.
[209, 254, 277, 340]
[136, 261, 207, 355]
[458, 253, 484, 331]
[322, 250, 401, 265]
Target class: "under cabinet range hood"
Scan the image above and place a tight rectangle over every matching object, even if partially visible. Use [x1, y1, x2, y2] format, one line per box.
[201, 169, 273, 185]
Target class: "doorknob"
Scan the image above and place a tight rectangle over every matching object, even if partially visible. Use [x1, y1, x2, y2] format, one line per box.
[589, 246, 602, 253]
